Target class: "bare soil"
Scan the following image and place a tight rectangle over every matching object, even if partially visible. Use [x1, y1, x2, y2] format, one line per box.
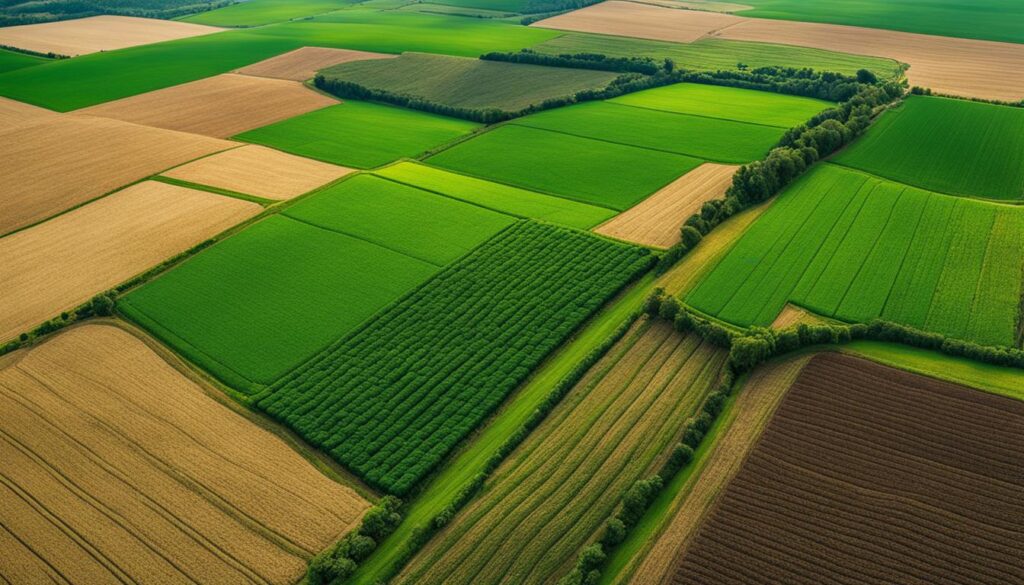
[671, 353, 1024, 584]
[235, 47, 396, 82]
[596, 163, 737, 248]
[0, 96, 56, 127]
[0, 324, 370, 584]
[79, 73, 337, 138]
[534, 1, 742, 43]
[769, 303, 829, 329]
[162, 145, 354, 200]
[0, 181, 260, 342]
[0, 15, 222, 56]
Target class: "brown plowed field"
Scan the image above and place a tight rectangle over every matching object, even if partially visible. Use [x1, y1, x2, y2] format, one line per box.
[533, 1, 1024, 101]
[626, 355, 810, 585]
[397, 320, 728, 585]
[0, 324, 370, 584]
[0, 181, 260, 342]
[0, 96, 56, 127]
[78, 74, 337, 138]
[596, 163, 737, 248]
[235, 47, 396, 81]
[0, 114, 234, 235]
[0, 15, 223, 56]
[671, 353, 1024, 584]
[162, 145, 354, 200]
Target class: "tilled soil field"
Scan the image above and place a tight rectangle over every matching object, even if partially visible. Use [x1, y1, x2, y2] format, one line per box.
[235, 47, 396, 82]
[671, 353, 1024, 584]
[0, 15, 223, 57]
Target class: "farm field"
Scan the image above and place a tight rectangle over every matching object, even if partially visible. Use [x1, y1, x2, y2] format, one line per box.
[235, 99, 480, 168]
[257, 221, 653, 494]
[427, 125, 703, 210]
[596, 163, 738, 248]
[79, 73, 336, 138]
[671, 353, 1024, 584]
[0, 47, 44, 74]
[374, 161, 615, 229]
[397, 320, 727, 585]
[834, 96, 1024, 201]
[533, 1, 1024, 102]
[0, 15, 224, 56]
[161, 145, 354, 200]
[0, 324, 369, 584]
[182, 0, 356, 26]
[319, 52, 619, 112]
[685, 164, 1024, 347]
[281, 174, 516, 265]
[529, 34, 903, 80]
[0, 94, 54, 124]
[0, 114, 233, 235]
[234, 46, 395, 81]
[0, 181, 260, 343]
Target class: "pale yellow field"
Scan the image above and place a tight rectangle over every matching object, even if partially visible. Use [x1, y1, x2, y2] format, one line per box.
[769, 303, 829, 329]
[596, 163, 737, 248]
[235, 46, 397, 81]
[162, 145, 354, 200]
[0, 324, 370, 584]
[79, 74, 337, 138]
[0, 96, 56, 127]
[0, 15, 222, 56]
[0, 181, 260, 342]
[534, 1, 1024, 101]
[624, 355, 811, 585]
[0, 114, 234, 235]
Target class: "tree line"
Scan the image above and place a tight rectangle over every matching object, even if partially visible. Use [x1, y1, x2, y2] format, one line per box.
[0, 0, 232, 27]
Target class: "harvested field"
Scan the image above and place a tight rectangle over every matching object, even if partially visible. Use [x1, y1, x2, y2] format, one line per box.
[79, 73, 336, 138]
[671, 353, 1024, 584]
[769, 304, 828, 329]
[533, 1, 1024, 101]
[596, 163, 737, 248]
[234, 46, 396, 81]
[0, 181, 260, 343]
[0, 114, 233, 235]
[626, 355, 810, 585]
[162, 145, 354, 200]
[0, 95, 54, 126]
[0, 324, 369, 584]
[0, 15, 223, 57]
[396, 320, 727, 585]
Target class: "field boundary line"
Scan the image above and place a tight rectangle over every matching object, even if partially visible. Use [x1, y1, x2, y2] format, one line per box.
[505, 122, 728, 164]
[369, 173, 530, 220]
[878, 194, 939, 319]
[827, 161, 1024, 207]
[605, 100, 792, 130]
[152, 175, 278, 206]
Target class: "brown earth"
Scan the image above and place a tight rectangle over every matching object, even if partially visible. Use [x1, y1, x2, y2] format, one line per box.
[670, 353, 1024, 584]
[162, 145, 354, 200]
[0, 181, 260, 342]
[0, 15, 222, 56]
[626, 355, 810, 585]
[78, 73, 337, 138]
[397, 320, 728, 585]
[235, 46, 397, 81]
[596, 163, 737, 248]
[0, 114, 234, 235]
[0, 96, 56, 127]
[770, 303, 830, 329]
[533, 1, 1024, 101]
[0, 324, 370, 584]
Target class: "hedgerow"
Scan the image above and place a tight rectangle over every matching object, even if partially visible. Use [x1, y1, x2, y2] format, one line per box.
[256, 221, 653, 495]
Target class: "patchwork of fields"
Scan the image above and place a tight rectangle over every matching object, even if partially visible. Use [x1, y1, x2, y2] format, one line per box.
[686, 164, 1024, 347]
[397, 320, 726, 585]
[257, 222, 653, 494]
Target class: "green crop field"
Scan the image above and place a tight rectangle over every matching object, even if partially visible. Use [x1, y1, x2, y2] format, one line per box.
[609, 83, 831, 128]
[181, 0, 356, 26]
[119, 215, 438, 389]
[512, 101, 785, 163]
[530, 34, 903, 81]
[0, 48, 46, 75]
[685, 164, 1024, 347]
[833, 96, 1024, 201]
[235, 100, 480, 169]
[319, 52, 619, 112]
[256, 221, 653, 494]
[731, 0, 1024, 43]
[429, 0, 528, 11]
[426, 125, 702, 210]
[282, 174, 516, 265]
[373, 162, 615, 229]
[396, 321, 726, 585]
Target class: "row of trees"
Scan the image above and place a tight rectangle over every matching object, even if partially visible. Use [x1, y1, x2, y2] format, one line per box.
[0, 0, 231, 27]
[307, 496, 403, 584]
[481, 49, 670, 75]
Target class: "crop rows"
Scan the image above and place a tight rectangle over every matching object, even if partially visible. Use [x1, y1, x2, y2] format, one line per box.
[672, 353, 1024, 584]
[397, 321, 727, 585]
[686, 164, 1024, 347]
[257, 221, 653, 494]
